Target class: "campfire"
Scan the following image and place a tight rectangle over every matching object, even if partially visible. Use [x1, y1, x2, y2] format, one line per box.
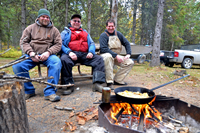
[98, 95, 200, 133]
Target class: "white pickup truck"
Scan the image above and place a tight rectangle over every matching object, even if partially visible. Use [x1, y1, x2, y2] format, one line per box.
[166, 49, 200, 69]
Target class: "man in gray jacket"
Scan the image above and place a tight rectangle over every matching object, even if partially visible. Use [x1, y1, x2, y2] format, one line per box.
[12, 9, 62, 102]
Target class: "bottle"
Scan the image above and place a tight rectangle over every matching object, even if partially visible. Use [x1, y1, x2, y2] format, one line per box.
[102, 87, 111, 103]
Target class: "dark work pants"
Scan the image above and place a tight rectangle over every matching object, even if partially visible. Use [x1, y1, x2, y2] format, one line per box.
[60, 51, 105, 84]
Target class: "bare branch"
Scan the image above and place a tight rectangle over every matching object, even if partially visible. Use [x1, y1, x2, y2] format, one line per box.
[0, 56, 33, 70]
[2, 75, 74, 88]
[0, 48, 11, 56]
[0, 82, 15, 87]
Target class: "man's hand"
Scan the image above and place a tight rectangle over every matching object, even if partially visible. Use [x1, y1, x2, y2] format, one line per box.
[116, 55, 124, 63]
[86, 53, 93, 59]
[124, 54, 131, 60]
[69, 52, 77, 60]
[39, 51, 50, 61]
[29, 52, 40, 62]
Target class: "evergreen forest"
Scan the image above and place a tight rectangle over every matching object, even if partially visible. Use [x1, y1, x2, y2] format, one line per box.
[0, 0, 200, 51]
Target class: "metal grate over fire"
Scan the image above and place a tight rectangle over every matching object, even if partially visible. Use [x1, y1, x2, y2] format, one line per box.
[98, 95, 200, 133]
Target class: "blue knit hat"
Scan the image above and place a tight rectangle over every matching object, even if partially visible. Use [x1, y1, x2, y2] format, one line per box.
[38, 9, 51, 19]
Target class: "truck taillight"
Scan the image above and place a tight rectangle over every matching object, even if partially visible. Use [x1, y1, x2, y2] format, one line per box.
[174, 51, 179, 57]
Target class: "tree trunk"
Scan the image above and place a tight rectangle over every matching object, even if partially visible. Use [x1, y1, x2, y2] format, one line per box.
[65, 0, 69, 26]
[0, 40, 2, 51]
[7, 20, 10, 49]
[87, 0, 92, 34]
[110, 0, 112, 18]
[111, 0, 118, 30]
[150, 0, 165, 67]
[44, 0, 47, 9]
[0, 81, 29, 132]
[21, 0, 26, 32]
[171, 41, 174, 51]
[140, 0, 145, 46]
[132, 0, 138, 44]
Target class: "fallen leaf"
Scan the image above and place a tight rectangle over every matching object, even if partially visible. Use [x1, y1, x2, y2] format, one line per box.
[85, 114, 95, 121]
[87, 106, 96, 112]
[69, 122, 77, 131]
[71, 125, 77, 131]
[186, 81, 193, 84]
[84, 108, 90, 112]
[77, 116, 86, 125]
[75, 112, 80, 115]
[69, 112, 75, 118]
[92, 108, 98, 114]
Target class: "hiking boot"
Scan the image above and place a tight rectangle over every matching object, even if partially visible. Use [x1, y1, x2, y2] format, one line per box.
[114, 81, 128, 85]
[107, 83, 114, 90]
[25, 93, 35, 100]
[44, 94, 61, 102]
[92, 83, 103, 93]
[62, 86, 74, 95]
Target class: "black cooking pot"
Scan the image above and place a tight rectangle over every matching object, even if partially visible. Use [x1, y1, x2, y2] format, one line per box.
[114, 74, 190, 104]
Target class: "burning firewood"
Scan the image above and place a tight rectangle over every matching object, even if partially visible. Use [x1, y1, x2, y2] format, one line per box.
[163, 122, 175, 130]
[178, 127, 189, 133]
[161, 114, 185, 126]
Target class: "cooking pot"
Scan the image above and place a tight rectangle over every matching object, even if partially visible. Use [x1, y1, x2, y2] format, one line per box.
[114, 74, 190, 104]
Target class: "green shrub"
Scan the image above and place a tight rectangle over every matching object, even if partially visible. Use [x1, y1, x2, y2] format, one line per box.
[0, 47, 22, 58]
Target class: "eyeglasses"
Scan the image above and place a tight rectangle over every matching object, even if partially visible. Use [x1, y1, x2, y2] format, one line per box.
[73, 20, 81, 23]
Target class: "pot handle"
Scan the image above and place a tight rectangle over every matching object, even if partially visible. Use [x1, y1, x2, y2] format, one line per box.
[150, 74, 190, 91]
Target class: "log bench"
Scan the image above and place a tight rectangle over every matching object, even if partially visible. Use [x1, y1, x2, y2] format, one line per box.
[37, 43, 100, 79]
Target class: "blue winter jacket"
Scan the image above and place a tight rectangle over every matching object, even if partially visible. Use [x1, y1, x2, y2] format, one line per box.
[61, 27, 96, 55]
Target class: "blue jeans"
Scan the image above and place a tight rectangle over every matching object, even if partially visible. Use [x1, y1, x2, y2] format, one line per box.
[12, 54, 62, 96]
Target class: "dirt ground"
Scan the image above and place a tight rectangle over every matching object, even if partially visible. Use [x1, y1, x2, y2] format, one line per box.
[1, 59, 199, 132]
[25, 70, 200, 133]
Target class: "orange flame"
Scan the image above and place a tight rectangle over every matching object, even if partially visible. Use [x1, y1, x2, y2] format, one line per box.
[110, 96, 162, 125]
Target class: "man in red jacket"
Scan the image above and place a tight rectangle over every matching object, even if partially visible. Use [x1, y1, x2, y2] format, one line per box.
[60, 14, 105, 94]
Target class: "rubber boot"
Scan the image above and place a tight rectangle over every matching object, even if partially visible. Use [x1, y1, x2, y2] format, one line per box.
[92, 83, 103, 93]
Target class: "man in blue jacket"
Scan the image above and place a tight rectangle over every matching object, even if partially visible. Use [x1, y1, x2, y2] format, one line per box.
[60, 14, 105, 94]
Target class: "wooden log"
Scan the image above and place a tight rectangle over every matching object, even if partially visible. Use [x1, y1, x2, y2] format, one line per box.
[0, 81, 29, 132]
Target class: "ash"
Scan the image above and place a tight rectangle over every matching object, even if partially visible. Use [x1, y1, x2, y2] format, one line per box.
[74, 122, 107, 133]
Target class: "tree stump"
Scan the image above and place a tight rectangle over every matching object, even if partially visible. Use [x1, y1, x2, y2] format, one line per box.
[0, 81, 29, 133]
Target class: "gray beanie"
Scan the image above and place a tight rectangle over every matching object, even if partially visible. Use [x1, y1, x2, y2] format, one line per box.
[38, 9, 51, 19]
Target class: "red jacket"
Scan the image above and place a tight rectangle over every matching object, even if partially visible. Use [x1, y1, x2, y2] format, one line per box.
[68, 27, 88, 52]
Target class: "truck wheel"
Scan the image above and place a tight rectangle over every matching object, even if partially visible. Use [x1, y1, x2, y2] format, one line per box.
[169, 62, 174, 67]
[137, 54, 146, 64]
[182, 58, 193, 69]
[165, 63, 169, 66]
